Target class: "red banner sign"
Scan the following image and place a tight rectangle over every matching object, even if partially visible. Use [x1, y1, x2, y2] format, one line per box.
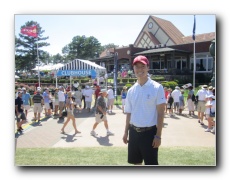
[21, 25, 38, 37]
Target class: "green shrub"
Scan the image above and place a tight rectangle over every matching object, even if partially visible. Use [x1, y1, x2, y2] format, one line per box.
[128, 78, 137, 83]
[125, 83, 132, 88]
[59, 79, 68, 83]
[161, 81, 178, 89]
[121, 78, 128, 83]
[152, 76, 165, 81]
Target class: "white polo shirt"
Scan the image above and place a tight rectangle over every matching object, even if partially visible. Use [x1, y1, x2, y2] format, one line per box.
[58, 90, 65, 102]
[107, 89, 114, 99]
[124, 78, 166, 127]
[196, 88, 208, 101]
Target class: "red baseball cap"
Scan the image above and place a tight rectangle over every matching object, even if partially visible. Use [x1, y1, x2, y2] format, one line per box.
[132, 55, 149, 66]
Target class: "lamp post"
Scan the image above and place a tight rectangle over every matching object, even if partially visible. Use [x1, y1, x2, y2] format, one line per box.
[209, 39, 215, 87]
[113, 52, 118, 100]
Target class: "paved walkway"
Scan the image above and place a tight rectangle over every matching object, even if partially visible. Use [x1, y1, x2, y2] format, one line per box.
[15, 106, 216, 148]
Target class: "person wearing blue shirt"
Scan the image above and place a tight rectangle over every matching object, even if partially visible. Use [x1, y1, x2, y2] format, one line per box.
[22, 87, 31, 119]
[121, 86, 128, 113]
[43, 88, 51, 117]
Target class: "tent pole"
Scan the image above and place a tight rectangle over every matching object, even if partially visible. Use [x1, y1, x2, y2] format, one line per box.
[55, 69, 58, 88]
[70, 76, 71, 91]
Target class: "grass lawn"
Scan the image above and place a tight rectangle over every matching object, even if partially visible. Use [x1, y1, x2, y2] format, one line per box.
[15, 146, 215, 166]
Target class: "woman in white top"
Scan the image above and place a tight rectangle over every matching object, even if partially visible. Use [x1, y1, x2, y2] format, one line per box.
[61, 91, 81, 134]
[107, 86, 115, 113]
[204, 95, 216, 133]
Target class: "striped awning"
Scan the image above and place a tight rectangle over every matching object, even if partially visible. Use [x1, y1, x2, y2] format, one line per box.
[58, 59, 106, 71]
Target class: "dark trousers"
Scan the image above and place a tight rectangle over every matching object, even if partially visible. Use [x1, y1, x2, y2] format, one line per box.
[82, 96, 86, 109]
[128, 125, 158, 165]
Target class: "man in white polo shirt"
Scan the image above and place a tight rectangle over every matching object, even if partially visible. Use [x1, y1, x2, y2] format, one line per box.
[122, 55, 166, 165]
[196, 85, 208, 125]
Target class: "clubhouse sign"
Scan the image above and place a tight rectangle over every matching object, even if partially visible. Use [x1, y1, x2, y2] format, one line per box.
[56, 69, 96, 78]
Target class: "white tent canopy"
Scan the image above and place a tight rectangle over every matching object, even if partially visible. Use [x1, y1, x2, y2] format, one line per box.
[32, 63, 64, 71]
[56, 58, 107, 88]
[57, 59, 106, 75]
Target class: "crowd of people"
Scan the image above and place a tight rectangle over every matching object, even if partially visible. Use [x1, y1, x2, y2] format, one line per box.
[15, 83, 120, 136]
[164, 84, 216, 133]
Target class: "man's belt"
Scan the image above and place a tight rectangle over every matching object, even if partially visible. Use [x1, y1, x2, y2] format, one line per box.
[130, 124, 155, 133]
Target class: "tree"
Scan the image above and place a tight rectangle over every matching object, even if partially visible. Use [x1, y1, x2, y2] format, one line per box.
[102, 43, 119, 52]
[15, 21, 50, 71]
[52, 53, 65, 64]
[62, 35, 102, 60]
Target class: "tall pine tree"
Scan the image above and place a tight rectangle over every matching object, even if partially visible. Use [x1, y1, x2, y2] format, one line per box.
[15, 21, 50, 72]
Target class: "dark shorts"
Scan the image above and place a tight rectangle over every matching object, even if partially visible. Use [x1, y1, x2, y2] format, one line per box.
[174, 102, 179, 108]
[16, 112, 26, 122]
[128, 125, 158, 165]
[167, 102, 173, 109]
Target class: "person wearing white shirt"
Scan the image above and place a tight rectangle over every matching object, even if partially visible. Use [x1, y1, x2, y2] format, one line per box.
[58, 86, 65, 118]
[171, 86, 181, 114]
[204, 95, 216, 132]
[122, 55, 165, 165]
[206, 86, 213, 99]
[83, 85, 94, 112]
[15, 87, 22, 99]
[107, 86, 115, 113]
[196, 85, 208, 125]
[99, 76, 105, 87]
[73, 88, 83, 111]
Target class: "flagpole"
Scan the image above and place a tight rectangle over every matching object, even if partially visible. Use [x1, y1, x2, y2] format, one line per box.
[192, 15, 196, 89]
[193, 41, 196, 89]
[37, 38, 40, 87]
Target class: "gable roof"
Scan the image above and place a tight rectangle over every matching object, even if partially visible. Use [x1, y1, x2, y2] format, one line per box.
[150, 16, 185, 44]
[134, 15, 215, 47]
[182, 32, 215, 44]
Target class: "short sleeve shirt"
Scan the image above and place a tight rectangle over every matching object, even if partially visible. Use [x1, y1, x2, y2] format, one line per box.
[22, 92, 31, 105]
[32, 93, 43, 103]
[15, 97, 23, 113]
[107, 89, 114, 99]
[124, 78, 166, 127]
[43, 91, 50, 103]
[96, 96, 106, 114]
[196, 88, 208, 101]
[188, 90, 194, 99]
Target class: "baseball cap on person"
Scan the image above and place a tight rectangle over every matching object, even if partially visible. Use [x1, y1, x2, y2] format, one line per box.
[22, 87, 26, 91]
[132, 55, 149, 66]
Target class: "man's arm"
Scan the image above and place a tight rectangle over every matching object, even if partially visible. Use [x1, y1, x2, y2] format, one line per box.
[123, 113, 131, 144]
[152, 103, 165, 148]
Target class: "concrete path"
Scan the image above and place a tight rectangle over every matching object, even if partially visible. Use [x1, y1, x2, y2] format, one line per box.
[15, 106, 216, 148]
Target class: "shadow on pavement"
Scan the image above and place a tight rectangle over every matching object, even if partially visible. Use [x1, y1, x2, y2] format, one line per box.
[95, 135, 113, 146]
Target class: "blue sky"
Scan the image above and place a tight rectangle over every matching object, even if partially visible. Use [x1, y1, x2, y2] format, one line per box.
[15, 14, 215, 56]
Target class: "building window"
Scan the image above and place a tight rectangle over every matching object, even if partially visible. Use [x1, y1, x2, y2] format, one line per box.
[190, 55, 213, 72]
[176, 59, 186, 70]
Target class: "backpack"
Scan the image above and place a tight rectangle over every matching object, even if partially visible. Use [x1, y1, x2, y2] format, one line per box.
[192, 94, 196, 101]
[168, 93, 174, 103]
